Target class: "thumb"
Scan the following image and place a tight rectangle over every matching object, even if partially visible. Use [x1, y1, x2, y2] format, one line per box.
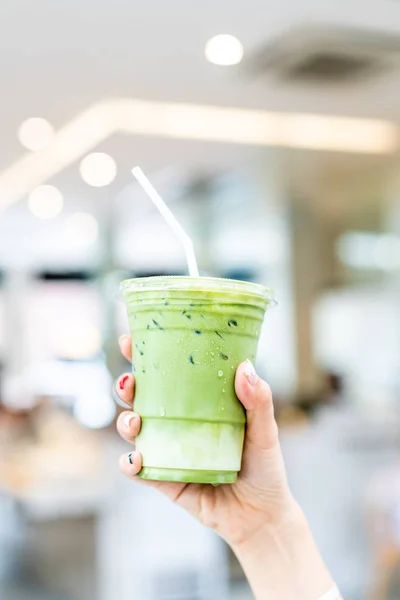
[235, 360, 278, 450]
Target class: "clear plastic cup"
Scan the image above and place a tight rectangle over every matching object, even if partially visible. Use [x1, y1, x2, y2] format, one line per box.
[121, 276, 275, 484]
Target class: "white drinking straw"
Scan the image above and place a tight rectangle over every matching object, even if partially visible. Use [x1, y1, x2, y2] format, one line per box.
[132, 166, 199, 277]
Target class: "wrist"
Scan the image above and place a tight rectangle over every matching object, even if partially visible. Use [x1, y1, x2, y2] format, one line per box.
[232, 500, 334, 600]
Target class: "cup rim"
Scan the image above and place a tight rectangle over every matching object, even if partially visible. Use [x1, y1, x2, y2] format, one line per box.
[120, 275, 276, 306]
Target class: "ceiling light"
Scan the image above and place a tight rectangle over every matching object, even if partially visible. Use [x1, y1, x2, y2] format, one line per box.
[205, 34, 244, 66]
[28, 185, 63, 219]
[120, 100, 398, 154]
[0, 99, 397, 211]
[18, 117, 54, 151]
[65, 212, 99, 247]
[79, 152, 117, 187]
[280, 114, 397, 153]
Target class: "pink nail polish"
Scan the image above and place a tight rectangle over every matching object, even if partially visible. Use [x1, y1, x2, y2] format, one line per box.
[244, 360, 259, 387]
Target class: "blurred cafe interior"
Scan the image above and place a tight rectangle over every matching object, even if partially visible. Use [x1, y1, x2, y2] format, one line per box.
[2, 1, 400, 599]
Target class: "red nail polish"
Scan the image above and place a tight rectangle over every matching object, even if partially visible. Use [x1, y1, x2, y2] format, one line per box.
[119, 375, 129, 390]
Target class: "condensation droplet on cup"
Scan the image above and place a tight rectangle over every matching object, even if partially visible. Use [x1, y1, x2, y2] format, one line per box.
[221, 406, 225, 411]
[222, 389, 225, 393]
[218, 370, 223, 378]
[160, 407, 166, 417]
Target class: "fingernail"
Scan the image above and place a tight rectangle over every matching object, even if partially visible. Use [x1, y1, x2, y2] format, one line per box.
[119, 375, 129, 390]
[122, 413, 135, 429]
[128, 453, 134, 465]
[244, 359, 259, 387]
[119, 334, 129, 346]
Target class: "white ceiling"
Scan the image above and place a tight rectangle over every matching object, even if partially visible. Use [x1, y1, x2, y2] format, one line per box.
[1, 0, 400, 166]
[2, 1, 400, 142]
[1, 0, 400, 269]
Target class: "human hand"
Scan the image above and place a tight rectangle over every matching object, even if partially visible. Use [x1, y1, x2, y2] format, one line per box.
[116, 334, 293, 547]
[115, 334, 336, 600]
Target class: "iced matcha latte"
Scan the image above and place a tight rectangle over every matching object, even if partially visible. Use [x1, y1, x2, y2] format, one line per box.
[121, 276, 273, 484]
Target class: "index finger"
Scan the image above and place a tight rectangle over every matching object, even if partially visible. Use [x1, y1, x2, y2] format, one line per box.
[119, 335, 132, 362]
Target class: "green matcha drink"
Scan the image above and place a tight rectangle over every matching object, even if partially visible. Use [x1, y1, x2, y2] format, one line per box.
[121, 276, 273, 484]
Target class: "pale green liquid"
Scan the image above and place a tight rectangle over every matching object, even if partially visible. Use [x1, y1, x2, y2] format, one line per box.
[124, 282, 268, 484]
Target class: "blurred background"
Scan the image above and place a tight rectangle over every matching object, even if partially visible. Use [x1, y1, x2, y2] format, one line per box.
[1, 1, 400, 599]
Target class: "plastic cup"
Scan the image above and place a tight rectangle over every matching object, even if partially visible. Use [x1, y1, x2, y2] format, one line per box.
[121, 276, 274, 485]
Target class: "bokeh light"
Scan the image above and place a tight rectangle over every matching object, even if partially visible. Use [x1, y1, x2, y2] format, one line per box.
[65, 212, 99, 247]
[79, 152, 117, 187]
[17, 117, 54, 151]
[205, 34, 244, 66]
[28, 185, 63, 219]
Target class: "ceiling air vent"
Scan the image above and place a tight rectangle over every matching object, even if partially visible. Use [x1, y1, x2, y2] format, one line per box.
[245, 25, 400, 84]
[282, 52, 380, 82]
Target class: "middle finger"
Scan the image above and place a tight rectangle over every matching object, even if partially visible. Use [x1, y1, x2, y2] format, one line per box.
[116, 411, 141, 444]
